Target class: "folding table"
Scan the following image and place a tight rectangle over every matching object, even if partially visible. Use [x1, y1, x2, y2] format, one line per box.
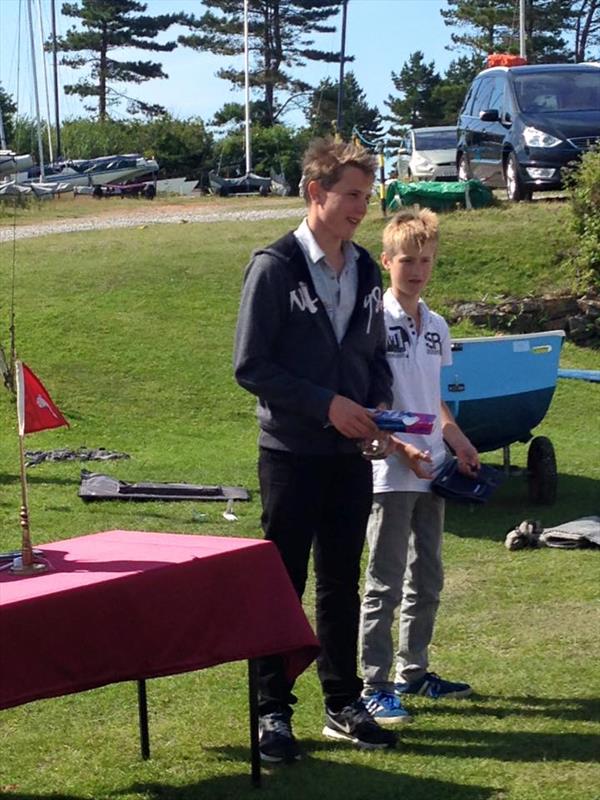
[0, 530, 320, 786]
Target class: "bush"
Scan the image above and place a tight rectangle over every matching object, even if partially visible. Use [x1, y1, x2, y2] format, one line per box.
[59, 116, 215, 181]
[565, 145, 600, 292]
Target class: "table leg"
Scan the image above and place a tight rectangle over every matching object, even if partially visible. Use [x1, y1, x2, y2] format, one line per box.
[137, 679, 150, 760]
[248, 658, 261, 787]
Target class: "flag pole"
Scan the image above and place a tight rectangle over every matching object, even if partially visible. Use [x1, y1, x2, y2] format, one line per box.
[11, 359, 48, 575]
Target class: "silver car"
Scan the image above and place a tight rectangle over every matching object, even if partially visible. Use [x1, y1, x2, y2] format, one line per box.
[397, 126, 458, 181]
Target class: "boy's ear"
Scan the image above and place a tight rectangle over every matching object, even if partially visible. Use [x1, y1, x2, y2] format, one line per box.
[381, 251, 391, 271]
[307, 179, 324, 205]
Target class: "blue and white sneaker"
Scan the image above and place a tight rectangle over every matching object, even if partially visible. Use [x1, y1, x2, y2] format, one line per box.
[363, 691, 412, 724]
[395, 672, 472, 700]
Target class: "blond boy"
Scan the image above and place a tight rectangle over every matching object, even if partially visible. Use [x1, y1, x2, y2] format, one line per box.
[360, 209, 479, 724]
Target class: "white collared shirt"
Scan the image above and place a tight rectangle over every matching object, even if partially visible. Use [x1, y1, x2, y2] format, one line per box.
[372, 290, 452, 493]
[294, 218, 359, 343]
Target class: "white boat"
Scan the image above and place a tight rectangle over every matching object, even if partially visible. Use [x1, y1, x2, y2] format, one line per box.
[19, 153, 158, 189]
[0, 150, 34, 177]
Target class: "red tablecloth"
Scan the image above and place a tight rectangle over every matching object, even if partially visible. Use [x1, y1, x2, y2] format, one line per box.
[0, 530, 319, 709]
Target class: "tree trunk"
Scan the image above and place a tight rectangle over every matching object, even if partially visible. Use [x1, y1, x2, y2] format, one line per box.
[576, 0, 599, 62]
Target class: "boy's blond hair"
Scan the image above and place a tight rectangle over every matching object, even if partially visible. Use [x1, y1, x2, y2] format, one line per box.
[382, 208, 439, 256]
[301, 137, 377, 203]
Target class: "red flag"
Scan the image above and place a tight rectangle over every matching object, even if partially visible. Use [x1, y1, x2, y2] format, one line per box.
[16, 360, 69, 435]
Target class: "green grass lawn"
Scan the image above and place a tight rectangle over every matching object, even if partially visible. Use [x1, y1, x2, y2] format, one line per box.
[0, 199, 598, 800]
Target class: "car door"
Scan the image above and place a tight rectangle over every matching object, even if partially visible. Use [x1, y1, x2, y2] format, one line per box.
[478, 73, 508, 186]
[461, 76, 492, 181]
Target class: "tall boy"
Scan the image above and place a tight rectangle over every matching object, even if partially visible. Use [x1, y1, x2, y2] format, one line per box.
[360, 209, 479, 724]
[234, 138, 397, 761]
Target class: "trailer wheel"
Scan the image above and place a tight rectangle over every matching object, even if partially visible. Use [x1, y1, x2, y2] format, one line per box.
[527, 436, 557, 505]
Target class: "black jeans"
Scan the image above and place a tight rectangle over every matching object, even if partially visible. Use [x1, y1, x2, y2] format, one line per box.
[257, 446, 372, 715]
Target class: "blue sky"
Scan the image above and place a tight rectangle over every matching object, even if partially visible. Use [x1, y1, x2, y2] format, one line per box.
[1, 0, 457, 130]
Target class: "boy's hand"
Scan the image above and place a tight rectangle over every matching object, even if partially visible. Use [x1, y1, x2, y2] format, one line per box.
[455, 441, 480, 476]
[328, 395, 379, 440]
[391, 437, 433, 479]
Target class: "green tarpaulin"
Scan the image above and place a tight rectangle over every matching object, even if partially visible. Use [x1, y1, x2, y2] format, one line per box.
[386, 179, 494, 212]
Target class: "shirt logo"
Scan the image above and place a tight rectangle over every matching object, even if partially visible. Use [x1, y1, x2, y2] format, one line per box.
[290, 282, 319, 314]
[363, 286, 382, 334]
[387, 325, 410, 357]
[425, 330, 442, 355]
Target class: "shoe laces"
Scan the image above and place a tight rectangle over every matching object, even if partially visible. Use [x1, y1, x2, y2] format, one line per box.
[347, 699, 376, 725]
[424, 672, 447, 697]
[371, 691, 400, 710]
[260, 713, 292, 737]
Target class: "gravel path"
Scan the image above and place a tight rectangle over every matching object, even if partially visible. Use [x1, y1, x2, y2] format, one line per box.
[0, 205, 304, 243]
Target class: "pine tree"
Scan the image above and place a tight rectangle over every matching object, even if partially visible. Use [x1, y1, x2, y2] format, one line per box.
[441, 0, 514, 54]
[441, 0, 574, 62]
[385, 52, 442, 135]
[55, 0, 185, 120]
[524, 0, 574, 62]
[574, 0, 600, 61]
[305, 72, 383, 141]
[432, 54, 485, 124]
[179, 0, 345, 127]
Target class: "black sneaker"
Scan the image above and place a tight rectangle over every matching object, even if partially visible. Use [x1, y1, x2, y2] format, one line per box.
[259, 712, 301, 763]
[322, 699, 398, 750]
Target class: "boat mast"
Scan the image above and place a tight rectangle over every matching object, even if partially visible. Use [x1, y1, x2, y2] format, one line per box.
[243, 0, 252, 176]
[26, 0, 45, 180]
[50, 0, 61, 159]
[36, 0, 54, 163]
[0, 106, 7, 150]
[519, 0, 526, 58]
[336, 0, 348, 135]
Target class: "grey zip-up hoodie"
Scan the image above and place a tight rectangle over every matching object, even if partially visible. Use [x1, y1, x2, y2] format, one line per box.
[234, 231, 392, 454]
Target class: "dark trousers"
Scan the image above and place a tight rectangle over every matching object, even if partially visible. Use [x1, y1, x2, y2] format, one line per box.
[257, 446, 372, 715]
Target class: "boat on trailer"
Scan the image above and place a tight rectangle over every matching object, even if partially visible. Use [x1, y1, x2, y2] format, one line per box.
[441, 330, 565, 504]
[17, 153, 159, 189]
[0, 150, 34, 177]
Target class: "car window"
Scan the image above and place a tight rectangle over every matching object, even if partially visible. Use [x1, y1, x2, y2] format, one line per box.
[413, 130, 457, 150]
[461, 80, 477, 115]
[466, 79, 483, 115]
[472, 76, 494, 115]
[488, 75, 505, 113]
[514, 70, 600, 112]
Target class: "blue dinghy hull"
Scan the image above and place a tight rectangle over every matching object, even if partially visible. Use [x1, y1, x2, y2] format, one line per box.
[441, 331, 565, 453]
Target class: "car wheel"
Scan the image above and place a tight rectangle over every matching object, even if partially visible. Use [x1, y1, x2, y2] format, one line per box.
[457, 154, 471, 182]
[505, 153, 532, 202]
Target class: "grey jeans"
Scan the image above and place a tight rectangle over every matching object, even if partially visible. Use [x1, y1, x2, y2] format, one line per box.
[361, 491, 445, 692]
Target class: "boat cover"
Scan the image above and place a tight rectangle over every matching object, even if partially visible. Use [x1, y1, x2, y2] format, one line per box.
[79, 470, 250, 502]
[26, 447, 130, 467]
[386, 179, 494, 212]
